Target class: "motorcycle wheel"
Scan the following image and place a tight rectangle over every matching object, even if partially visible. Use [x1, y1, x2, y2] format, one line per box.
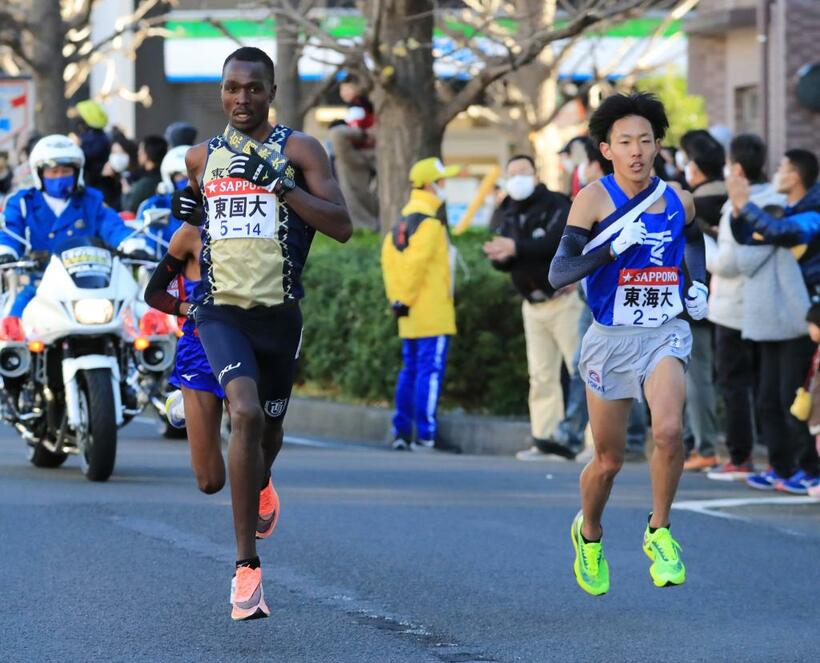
[28, 443, 68, 468]
[78, 368, 118, 482]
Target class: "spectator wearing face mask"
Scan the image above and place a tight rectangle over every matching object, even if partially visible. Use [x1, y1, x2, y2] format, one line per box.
[99, 131, 138, 211]
[675, 131, 726, 471]
[122, 134, 167, 214]
[559, 137, 592, 199]
[484, 155, 581, 460]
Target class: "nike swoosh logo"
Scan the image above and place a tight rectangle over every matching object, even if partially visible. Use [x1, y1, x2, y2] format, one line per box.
[667, 210, 679, 220]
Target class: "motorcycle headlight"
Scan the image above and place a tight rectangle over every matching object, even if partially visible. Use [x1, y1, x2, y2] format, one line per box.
[73, 298, 115, 324]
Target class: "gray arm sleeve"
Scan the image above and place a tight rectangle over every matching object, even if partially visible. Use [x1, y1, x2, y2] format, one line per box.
[548, 226, 613, 290]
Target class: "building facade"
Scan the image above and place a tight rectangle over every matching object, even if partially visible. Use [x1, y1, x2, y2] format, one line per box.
[686, 0, 820, 163]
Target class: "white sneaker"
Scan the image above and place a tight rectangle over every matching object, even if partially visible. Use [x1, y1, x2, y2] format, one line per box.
[164, 390, 186, 429]
[410, 440, 435, 452]
[515, 446, 570, 462]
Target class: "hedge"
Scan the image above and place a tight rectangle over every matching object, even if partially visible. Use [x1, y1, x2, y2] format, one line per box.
[298, 228, 530, 416]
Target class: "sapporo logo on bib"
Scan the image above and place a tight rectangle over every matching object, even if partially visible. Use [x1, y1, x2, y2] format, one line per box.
[613, 267, 682, 327]
[204, 177, 278, 240]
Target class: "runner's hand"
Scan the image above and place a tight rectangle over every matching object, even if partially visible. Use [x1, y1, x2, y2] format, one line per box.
[391, 301, 410, 318]
[171, 186, 204, 226]
[685, 281, 709, 320]
[610, 218, 647, 258]
[228, 148, 289, 193]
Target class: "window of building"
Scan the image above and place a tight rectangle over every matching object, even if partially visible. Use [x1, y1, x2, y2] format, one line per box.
[734, 85, 760, 134]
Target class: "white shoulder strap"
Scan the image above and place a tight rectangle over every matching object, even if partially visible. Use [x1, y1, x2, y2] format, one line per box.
[583, 180, 667, 255]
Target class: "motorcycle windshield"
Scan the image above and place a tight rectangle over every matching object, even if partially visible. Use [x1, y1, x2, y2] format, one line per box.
[59, 243, 113, 289]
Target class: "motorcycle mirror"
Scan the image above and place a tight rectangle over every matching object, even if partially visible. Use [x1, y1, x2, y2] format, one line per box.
[144, 208, 171, 228]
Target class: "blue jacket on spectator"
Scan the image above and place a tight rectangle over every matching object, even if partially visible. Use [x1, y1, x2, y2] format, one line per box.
[731, 183, 820, 298]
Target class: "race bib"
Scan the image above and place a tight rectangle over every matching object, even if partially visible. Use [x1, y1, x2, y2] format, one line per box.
[203, 177, 278, 241]
[612, 267, 682, 327]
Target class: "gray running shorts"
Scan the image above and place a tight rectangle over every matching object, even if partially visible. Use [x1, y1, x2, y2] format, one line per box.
[578, 317, 692, 401]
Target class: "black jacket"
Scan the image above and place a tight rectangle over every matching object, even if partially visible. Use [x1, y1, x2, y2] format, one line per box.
[489, 183, 571, 302]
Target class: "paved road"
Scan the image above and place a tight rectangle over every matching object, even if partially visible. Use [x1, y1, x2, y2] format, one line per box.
[1, 418, 818, 663]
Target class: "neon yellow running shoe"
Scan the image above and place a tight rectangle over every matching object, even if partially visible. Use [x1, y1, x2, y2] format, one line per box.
[643, 523, 686, 587]
[571, 511, 609, 596]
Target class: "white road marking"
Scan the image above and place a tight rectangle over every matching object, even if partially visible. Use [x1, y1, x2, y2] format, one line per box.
[673, 495, 819, 521]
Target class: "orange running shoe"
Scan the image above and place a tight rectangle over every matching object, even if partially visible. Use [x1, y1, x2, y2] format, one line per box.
[230, 566, 270, 621]
[256, 477, 280, 540]
[683, 452, 720, 472]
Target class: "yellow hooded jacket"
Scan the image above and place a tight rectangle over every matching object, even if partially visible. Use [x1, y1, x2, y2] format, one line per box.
[381, 189, 457, 339]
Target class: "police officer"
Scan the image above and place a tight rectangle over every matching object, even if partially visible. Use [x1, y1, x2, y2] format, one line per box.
[135, 145, 191, 250]
[0, 134, 145, 321]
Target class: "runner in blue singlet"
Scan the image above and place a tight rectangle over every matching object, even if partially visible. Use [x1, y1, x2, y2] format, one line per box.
[548, 93, 708, 596]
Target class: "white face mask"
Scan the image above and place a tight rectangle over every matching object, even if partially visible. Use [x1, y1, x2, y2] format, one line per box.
[684, 161, 698, 186]
[723, 164, 732, 180]
[664, 163, 677, 180]
[108, 152, 130, 173]
[506, 175, 536, 201]
[433, 182, 447, 202]
[675, 150, 687, 172]
[772, 171, 787, 193]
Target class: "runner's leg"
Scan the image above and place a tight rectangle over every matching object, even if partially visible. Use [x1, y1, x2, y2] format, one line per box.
[581, 390, 632, 540]
[224, 376, 265, 561]
[181, 385, 225, 494]
[643, 356, 686, 528]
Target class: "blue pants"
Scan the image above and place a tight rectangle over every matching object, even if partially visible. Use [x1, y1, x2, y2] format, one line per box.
[392, 335, 450, 442]
[9, 284, 36, 318]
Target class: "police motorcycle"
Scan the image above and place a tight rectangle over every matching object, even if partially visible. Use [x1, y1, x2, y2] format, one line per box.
[0, 218, 177, 482]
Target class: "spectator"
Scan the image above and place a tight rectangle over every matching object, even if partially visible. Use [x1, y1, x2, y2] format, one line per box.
[707, 134, 780, 482]
[677, 131, 725, 471]
[122, 134, 167, 213]
[381, 157, 459, 452]
[803, 305, 820, 497]
[12, 132, 42, 191]
[679, 131, 727, 238]
[559, 136, 591, 199]
[99, 131, 139, 211]
[73, 99, 111, 190]
[482, 155, 580, 460]
[728, 146, 820, 494]
[164, 121, 197, 149]
[329, 74, 378, 231]
[731, 148, 820, 303]
[0, 151, 12, 196]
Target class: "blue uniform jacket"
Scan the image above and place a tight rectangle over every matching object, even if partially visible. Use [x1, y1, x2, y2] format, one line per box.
[1, 186, 133, 258]
[135, 193, 183, 248]
[731, 183, 820, 294]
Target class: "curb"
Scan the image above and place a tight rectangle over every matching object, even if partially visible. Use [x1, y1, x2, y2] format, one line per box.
[286, 396, 531, 456]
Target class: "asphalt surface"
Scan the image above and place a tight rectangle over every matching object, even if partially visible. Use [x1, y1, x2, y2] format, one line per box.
[1, 417, 818, 663]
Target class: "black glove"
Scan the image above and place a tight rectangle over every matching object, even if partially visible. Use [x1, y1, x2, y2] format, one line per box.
[171, 186, 204, 226]
[228, 148, 290, 192]
[391, 301, 410, 318]
[0, 253, 17, 266]
[127, 249, 154, 262]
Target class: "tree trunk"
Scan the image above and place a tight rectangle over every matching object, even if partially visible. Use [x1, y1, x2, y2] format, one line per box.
[274, 13, 304, 131]
[369, 0, 440, 235]
[30, 0, 69, 135]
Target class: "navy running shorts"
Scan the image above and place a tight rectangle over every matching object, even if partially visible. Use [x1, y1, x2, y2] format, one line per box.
[195, 302, 303, 420]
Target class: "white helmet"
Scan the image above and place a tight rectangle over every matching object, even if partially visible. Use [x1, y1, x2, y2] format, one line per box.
[29, 134, 85, 191]
[159, 145, 190, 194]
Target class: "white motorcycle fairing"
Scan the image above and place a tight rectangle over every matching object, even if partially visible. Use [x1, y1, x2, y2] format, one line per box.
[62, 355, 124, 427]
[21, 252, 138, 344]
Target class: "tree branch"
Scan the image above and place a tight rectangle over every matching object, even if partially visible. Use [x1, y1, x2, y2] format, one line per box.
[298, 64, 343, 116]
[434, 0, 654, 130]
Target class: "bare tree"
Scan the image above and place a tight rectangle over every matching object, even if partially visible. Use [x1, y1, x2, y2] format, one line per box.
[0, 0, 174, 135]
[266, 0, 677, 232]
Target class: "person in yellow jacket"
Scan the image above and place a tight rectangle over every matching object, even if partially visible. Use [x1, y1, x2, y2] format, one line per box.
[382, 157, 459, 451]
